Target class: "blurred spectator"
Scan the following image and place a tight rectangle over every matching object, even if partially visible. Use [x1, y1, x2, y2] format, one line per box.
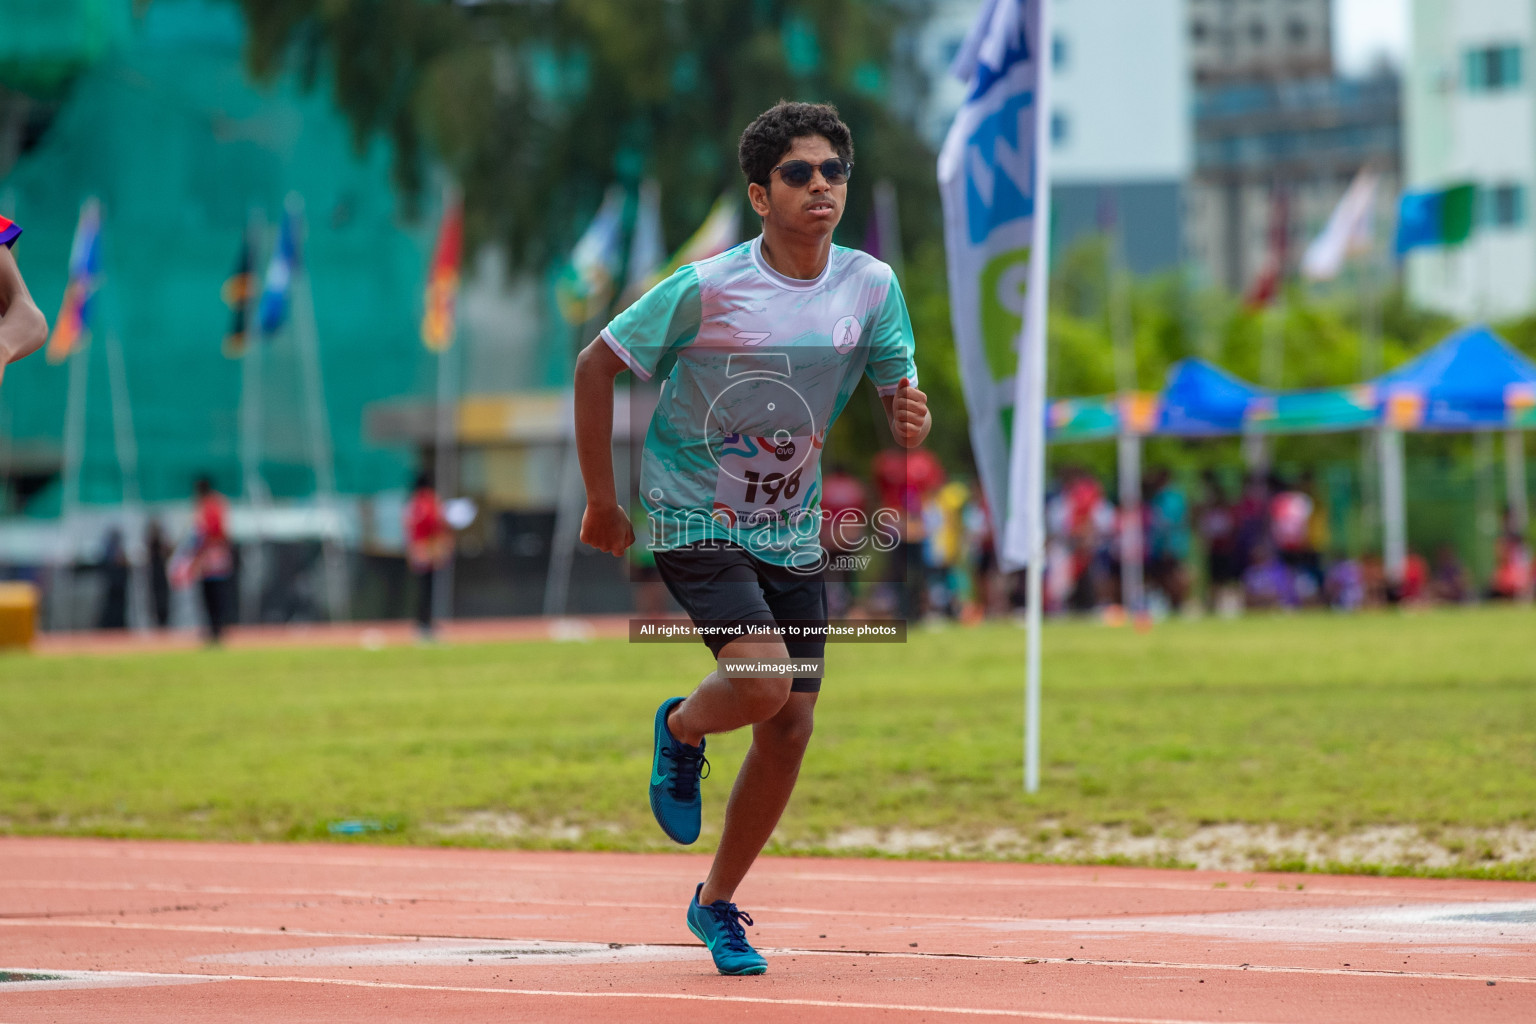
[145, 519, 171, 628]
[1197, 471, 1242, 616]
[1360, 553, 1388, 606]
[1324, 554, 1366, 611]
[95, 527, 129, 630]
[1489, 529, 1534, 602]
[1145, 469, 1191, 612]
[964, 489, 999, 619]
[1430, 545, 1470, 604]
[820, 463, 868, 618]
[1233, 475, 1271, 584]
[872, 446, 944, 620]
[189, 476, 233, 643]
[923, 479, 971, 619]
[404, 473, 450, 640]
[1399, 552, 1429, 605]
[1061, 466, 1115, 612]
[1269, 475, 1318, 603]
[1243, 542, 1296, 610]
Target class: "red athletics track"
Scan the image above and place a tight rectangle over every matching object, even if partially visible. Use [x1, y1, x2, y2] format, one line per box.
[0, 838, 1532, 1023]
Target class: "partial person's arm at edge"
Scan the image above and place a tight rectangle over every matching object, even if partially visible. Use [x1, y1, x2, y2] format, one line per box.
[881, 376, 932, 449]
[0, 246, 49, 388]
[573, 336, 636, 556]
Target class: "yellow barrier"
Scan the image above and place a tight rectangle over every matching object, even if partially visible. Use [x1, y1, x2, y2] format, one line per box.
[0, 582, 39, 649]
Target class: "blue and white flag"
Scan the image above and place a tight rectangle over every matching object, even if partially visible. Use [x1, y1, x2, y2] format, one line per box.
[621, 178, 665, 307]
[259, 207, 301, 336]
[556, 185, 627, 325]
[938, 0, 1052, 570]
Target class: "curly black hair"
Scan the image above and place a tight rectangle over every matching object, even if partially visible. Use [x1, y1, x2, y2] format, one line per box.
[738, 101, 854, 187]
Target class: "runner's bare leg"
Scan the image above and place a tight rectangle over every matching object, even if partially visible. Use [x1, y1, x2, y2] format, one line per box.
[699, 690, 817, 905]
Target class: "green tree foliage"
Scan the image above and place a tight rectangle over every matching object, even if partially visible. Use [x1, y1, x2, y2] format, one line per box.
[234, 0, 941, 268]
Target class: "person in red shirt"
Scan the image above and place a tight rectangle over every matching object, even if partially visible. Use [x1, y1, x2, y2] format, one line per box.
[871, 446, 945, 619]
[191, 477, 234, 643]
[818, 463, 868, 617]
[0, 216, 49, 388]
[403, 474, 450, 639]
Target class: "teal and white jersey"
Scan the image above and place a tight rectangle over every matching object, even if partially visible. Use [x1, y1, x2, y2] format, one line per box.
[602, 235, 917, 568]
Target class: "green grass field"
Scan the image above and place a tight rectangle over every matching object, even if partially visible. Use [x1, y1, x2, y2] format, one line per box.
[3, 608, 1534, 877]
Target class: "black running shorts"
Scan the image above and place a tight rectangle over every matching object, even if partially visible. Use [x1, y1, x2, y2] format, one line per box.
[652, 541, 827, 693]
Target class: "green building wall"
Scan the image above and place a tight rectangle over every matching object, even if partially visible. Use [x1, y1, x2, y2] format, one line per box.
[0, 0, 438, 513]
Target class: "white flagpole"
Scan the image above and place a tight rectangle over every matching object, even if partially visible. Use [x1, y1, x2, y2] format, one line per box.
[430, 182, 461, 627]
[1380, 425, 1407, 590]
[873, 179, 905, 284]
[1022, 0, 1054, 794]
[103, 327, 150, 632]
[239, 208, 269, 624]
[433, 333, 458, 624]
[53, 334, 89, 630]
[1107, 201, 1143, 617]
[287, 195, 350, 622]
[1507, 429, 1529, 534]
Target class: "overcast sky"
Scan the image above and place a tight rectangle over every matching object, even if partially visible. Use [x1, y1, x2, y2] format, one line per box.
[1335, 0, 1410, 75]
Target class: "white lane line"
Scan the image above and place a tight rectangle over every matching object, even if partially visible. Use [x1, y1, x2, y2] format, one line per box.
[1, 919, 1531, 986]
[0, 968, 1305, 1024]
[0, 881, 1479, 926]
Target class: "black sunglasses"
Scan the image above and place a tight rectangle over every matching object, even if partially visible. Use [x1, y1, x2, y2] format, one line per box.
[769, 158, 853, 188]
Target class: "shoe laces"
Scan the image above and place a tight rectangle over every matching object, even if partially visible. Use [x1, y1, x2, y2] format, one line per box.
[706, 901, 755, 953]
[663, 743, 709, 802]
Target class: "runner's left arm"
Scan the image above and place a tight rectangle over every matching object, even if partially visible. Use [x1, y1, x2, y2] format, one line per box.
[0, 233, 49, 389]
[865, 273, 929, 447]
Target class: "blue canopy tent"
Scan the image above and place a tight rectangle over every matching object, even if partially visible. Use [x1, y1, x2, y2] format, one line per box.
[1156, 359, 1266, 436]
[1375, 324, 1536, 429]
[1368, 325, 1536, 582]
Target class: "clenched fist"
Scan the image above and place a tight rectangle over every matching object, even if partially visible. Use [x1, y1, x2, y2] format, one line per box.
[891, 377, 930, 448]
[580, 501, 635, 557]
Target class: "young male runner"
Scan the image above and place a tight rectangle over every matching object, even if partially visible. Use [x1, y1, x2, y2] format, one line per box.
[0, 216, 49, 387]
[574, 101, 931, 976]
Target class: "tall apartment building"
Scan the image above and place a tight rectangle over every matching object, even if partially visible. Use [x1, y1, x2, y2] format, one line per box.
[1188, 0, 1333, 84]
[914, 0, 1190, 274]
[1185, 0, 1403, 295]
[1405, 0, 1536, 318]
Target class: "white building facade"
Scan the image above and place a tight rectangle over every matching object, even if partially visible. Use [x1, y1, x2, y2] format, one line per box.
[1406, 0, 1536, 319]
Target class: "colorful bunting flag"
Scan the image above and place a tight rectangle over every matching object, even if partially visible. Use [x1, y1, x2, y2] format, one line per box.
[556, 185, 626, 325]
[639, 191, 739, 295]
[258, 208, 300, 336]
[221, 226, 258, 358]
[46, 198, 102, 364]
[421, 190, 463, 352]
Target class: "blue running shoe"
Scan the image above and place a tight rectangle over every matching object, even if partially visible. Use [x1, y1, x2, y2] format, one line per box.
[650, 697, 708, 844]
[686, 883, 767, 976]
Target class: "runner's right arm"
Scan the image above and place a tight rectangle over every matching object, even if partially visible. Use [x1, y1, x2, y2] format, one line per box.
[574, 337, 636, 556]
[0, 242, 49, 390]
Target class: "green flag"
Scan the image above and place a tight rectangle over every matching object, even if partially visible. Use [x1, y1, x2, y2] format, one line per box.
[1441, 182, 1478, 245]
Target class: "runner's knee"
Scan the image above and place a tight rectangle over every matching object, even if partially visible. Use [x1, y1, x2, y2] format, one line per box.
[756, 704, 815, 758]
[729, 676, 794, 722]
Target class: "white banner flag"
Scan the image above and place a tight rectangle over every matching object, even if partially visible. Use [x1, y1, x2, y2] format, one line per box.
[938, 0, 1052, 571]
[1301, 167, 1378, 282]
